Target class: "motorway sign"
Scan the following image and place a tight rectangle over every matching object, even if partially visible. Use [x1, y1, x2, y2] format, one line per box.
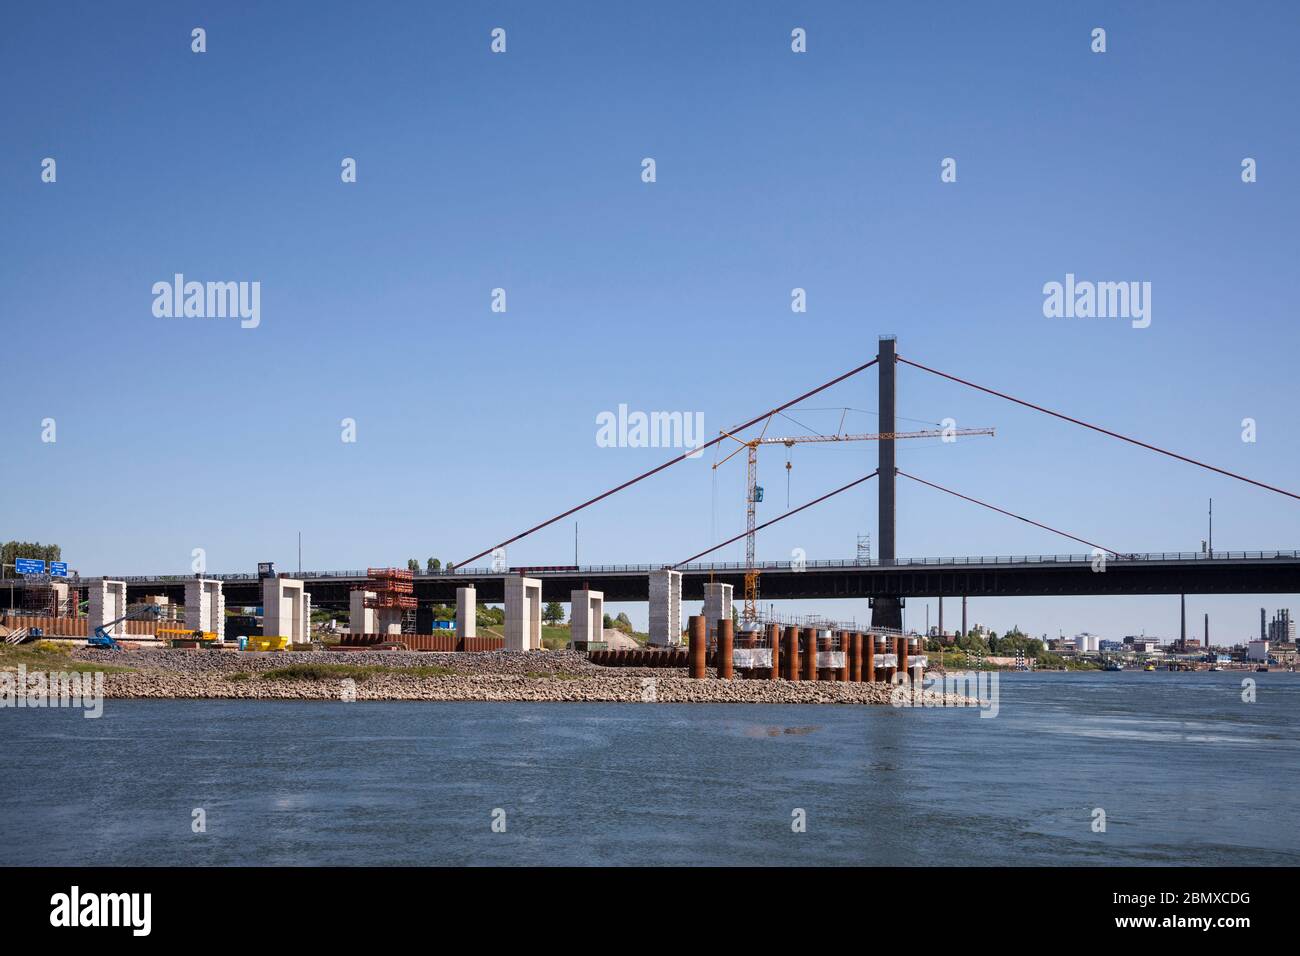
[50, 562, 68, 577]
[15, 558, 46, 575]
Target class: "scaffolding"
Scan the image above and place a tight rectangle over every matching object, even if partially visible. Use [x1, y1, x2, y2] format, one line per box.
[354, 568, 418, 634]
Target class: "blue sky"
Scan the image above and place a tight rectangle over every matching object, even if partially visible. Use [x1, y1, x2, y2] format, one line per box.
[3, 2, 1298, 642]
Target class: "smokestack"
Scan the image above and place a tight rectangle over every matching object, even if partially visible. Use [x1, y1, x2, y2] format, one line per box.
[1262, 607, 1266, 641]
[1180, 594, 1185, 644]
[1204, 612, 1208, 646]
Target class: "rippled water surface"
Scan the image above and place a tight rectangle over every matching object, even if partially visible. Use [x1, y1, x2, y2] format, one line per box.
[2, 671, 1296, 865]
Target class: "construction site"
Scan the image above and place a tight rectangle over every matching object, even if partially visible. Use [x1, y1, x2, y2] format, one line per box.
[7, 335, 1297, 693]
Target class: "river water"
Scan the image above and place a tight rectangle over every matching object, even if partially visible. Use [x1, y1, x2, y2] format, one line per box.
[2, 671, 1297, 865]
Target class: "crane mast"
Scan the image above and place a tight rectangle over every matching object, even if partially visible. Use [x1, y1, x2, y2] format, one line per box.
[715, 422, 995, 626]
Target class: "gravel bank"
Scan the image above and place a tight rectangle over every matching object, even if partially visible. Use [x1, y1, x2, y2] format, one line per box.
[70, 647, 977, 707]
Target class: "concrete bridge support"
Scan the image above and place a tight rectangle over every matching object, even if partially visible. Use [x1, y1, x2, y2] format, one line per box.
[570, 589, 604, 646]
[88, 580, 127, 639]
[264, 577, 309, 644]
[648, 569, 682, 646]
[504, 575, 542, 651]
[702, 582, 733, 645]
[456, 586, 476, 639]
[349, 590, 376, 635]
[184, 579, 225, 640]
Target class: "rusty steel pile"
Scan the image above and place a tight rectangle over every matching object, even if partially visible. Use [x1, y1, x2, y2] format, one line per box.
[589, 617, 921, 684]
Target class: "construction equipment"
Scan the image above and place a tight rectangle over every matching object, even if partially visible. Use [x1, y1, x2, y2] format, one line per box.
[244, 636, 289, 652]
[715, 416, 995, 625]
[87, 604, 162, 651]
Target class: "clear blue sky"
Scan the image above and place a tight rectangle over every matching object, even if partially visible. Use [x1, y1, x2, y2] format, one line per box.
[3, 2, 1298, 643]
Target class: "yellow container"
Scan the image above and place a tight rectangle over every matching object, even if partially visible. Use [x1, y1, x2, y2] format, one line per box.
[246, 636, 289, 652]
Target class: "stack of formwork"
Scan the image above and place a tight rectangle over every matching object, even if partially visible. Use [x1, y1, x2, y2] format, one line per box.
[648, 569, 682, 646]
[355, 568, 416, 635]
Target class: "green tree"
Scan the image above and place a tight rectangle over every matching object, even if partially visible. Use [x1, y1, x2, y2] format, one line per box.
[406, 558, 419, 572]
[475, 604, 504, 627]
[543, 601, 564, 626]
[427, 557, 442, 572]
[1, 541, 62, 577]
[614, 612, 634, 634]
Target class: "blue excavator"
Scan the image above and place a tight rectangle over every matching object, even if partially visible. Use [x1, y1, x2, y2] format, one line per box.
[86, 603, 161, 651]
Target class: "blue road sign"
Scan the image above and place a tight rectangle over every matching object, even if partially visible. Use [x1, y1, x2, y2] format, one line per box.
[15, 558, 46, 575]
[50, 562, 68, 577]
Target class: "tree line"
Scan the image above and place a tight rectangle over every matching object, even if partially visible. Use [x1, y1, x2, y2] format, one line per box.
[1, 541, 62, 577]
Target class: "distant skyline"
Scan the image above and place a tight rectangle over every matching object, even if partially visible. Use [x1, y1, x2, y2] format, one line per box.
[3, 2, 1298, 639]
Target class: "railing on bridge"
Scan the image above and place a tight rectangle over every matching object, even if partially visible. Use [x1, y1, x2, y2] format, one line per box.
[11, 550, 1299, 585]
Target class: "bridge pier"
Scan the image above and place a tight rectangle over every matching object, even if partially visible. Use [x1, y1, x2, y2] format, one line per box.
[88, 579, 127, 640]
[349, 589, 376, 634]
[456, 586, 476, 639]
[504, 575, 542, 651]
[264, 577, 309, 644]
[570, 589, 604, 646]
[702, 582, 733, 645]
[184, 579, 225, 640]
[648, 569, 682, 646]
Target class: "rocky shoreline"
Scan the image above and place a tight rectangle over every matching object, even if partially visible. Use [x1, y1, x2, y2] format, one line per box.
[68, 648, 978, 707]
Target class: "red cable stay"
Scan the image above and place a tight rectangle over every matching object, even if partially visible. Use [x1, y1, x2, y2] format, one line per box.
[674, 471, 878, 568]
[456, 357, 880, 568]
[898, 469, 1120, 556]
[898, 355, 1300, 502]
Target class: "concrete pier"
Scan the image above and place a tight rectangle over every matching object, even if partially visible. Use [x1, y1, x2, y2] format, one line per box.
[702, 582, 733, 645]
[648, 569, 682, 646]
[455, 586, 476, 639]
[264, 577, 309, 644]
[570, 589, 604, 646]
[503, 575, 542, 651]
[184, 579, 225, 641]
[349, 590, 376, 635]
[88, 580, 127, 639]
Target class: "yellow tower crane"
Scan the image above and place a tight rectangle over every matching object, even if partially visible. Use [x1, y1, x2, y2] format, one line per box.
[714, 419, 995, 625]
